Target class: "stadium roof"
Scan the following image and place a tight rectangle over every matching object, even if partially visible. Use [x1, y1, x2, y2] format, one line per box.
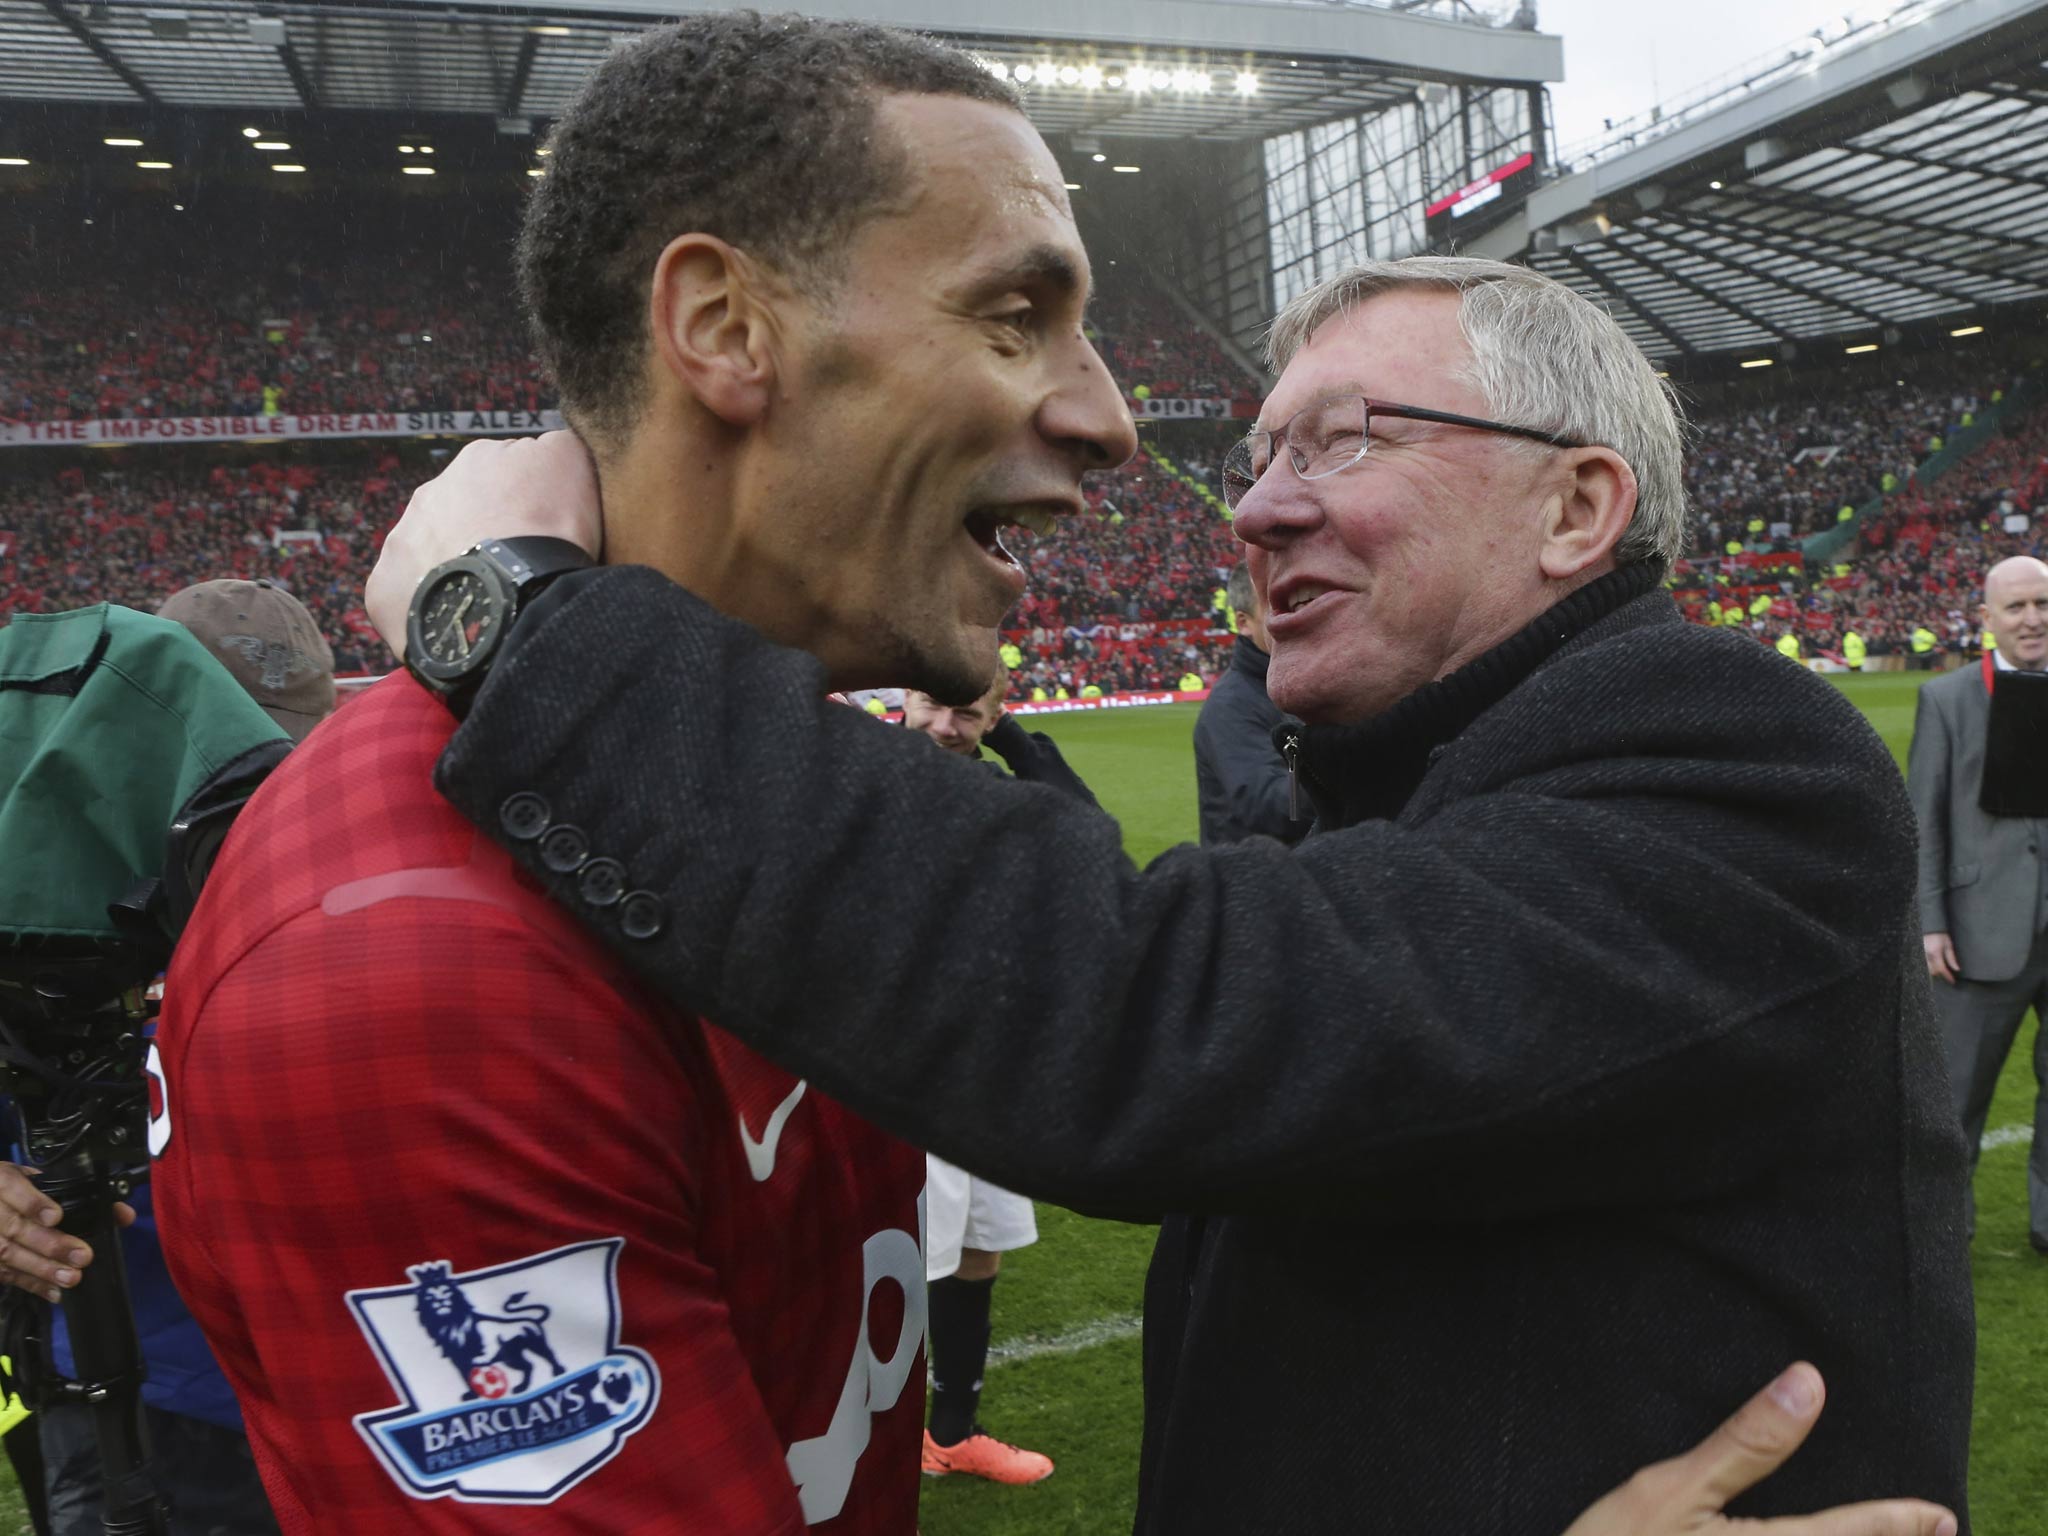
[0, 0, 1561, 143]
[1473, 0, 2048, 367]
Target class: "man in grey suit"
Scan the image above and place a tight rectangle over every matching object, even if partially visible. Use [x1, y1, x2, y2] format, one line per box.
[1909, 554, 2048, 1248]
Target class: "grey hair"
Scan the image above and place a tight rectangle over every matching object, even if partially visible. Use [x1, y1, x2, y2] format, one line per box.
[1265, 256, 1688, 567]
[1226, 559, 1258, 618]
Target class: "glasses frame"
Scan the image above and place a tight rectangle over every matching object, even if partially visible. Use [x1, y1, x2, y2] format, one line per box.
[1222, 394, 1591, 508]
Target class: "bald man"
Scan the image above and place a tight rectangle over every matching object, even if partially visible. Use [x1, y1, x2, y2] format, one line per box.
[1908, 554, 2048, 1248]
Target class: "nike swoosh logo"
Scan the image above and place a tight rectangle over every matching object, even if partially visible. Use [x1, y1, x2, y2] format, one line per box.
[739, 1080, 809, 1182]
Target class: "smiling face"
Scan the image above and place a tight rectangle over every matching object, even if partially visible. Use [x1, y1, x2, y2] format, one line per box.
[1229, 289, 1588, 725]
[903, 677, 1005, 755]
[1983, 555, 2048, 669]
[726, 94, 1136, 704]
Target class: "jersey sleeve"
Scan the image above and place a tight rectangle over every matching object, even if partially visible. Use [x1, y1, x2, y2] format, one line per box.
[154, 896, 807, 1535]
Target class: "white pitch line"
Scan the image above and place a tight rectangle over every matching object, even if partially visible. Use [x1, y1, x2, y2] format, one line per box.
[1981, 1124, 2033, 1152]
[987, 1313, 1143, 1368]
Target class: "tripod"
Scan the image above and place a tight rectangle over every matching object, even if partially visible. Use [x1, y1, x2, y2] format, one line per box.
[0, 950, 169, 1536]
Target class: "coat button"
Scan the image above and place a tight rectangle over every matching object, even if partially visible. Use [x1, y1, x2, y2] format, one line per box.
[620, 891, 667, 941]
[500, 792, 551, 842]
[540, 825, 589, 874]
[578, 858, 626, 908]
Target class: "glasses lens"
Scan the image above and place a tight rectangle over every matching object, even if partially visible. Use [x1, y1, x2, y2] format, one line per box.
[1294, 396, 1368, 480]
[1221, 437, 1263, 509]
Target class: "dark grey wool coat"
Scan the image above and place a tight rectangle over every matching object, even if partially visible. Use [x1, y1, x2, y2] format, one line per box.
[436, 560, 1972, 1535]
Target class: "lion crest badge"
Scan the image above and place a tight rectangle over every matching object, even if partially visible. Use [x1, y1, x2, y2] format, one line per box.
[347, 1238, 659, 1503]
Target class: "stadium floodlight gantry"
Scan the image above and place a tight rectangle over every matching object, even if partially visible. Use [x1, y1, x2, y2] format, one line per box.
[0, 0, 1562, 371]
[1468, 0, 2048, 373]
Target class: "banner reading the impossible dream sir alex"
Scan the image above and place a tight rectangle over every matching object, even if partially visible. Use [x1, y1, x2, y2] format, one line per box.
[3, 397, 1256, 446]
[0, 409, 568, 448]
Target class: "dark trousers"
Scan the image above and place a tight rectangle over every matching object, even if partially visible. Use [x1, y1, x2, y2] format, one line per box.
[40, 1403, 277, 1536]
[1937, 923, 2048, 1243]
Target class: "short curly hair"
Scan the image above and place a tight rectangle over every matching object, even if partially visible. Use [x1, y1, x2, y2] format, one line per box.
[517, 12, 1020, 449]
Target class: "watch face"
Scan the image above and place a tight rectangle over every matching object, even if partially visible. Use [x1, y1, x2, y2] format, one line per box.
[418, 569, 501, 668]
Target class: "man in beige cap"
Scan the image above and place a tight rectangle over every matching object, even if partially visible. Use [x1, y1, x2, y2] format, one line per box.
[155, 579, 337, 743]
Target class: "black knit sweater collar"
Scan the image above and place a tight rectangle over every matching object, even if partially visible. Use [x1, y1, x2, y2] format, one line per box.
[1281, 560, 1663, 828]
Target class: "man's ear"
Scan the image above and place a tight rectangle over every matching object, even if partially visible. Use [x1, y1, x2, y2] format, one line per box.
[648, 234, 786, 429]
[1538, 446, 1638, 582]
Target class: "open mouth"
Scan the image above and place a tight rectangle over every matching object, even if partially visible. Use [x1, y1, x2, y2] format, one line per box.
[964, 506, 1062, 569]
[1276, 582, 1336, 616]
[1266, 582, 1344, 633]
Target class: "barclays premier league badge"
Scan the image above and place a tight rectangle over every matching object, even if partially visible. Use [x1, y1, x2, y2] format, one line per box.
[347, 1238, 659, 1503]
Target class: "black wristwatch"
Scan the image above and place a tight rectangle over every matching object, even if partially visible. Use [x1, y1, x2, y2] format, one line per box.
[405, 537, 594, 715]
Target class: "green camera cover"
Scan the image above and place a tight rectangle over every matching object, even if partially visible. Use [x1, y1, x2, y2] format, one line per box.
[0, 605, 288, 944]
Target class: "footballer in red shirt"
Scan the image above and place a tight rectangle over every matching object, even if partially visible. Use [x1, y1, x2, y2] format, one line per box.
[153, 12, 1133, 1531]
[153, 675, 927, 1532]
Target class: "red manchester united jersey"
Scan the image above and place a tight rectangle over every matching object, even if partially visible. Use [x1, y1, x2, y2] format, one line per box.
[152, 675, 927, 1533]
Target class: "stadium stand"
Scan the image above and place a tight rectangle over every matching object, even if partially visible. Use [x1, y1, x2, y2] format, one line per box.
[0, 453, 399, 674]
[1675, 383, 2048, 665]
[0, 211, 1265, 693]
[1088, 285, 1255, 402]
[2, 207, 540, 423]
[6, 196, 2045, 695]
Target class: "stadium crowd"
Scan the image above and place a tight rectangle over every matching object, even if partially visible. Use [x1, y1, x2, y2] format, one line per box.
[1685, 362, 2006, 550]
[4, 221, 1254, 427]
[1087, 287, 1254, 401]
[1, 265, 548, 424]
[4, 218, 2045, 695]
[1672, 391, 2048, 661]
[0, 438, 1247, 691]
[0, 455, 398, 674]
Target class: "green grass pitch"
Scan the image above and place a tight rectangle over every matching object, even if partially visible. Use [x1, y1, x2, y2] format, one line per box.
[0, 675, 2037, 1534]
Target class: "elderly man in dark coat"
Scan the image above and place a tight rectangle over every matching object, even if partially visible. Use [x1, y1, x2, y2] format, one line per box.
[365, 250, 1971, 1534]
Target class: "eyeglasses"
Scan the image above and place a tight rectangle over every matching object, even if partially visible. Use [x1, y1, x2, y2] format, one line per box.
[1220, 394, 1589, 509]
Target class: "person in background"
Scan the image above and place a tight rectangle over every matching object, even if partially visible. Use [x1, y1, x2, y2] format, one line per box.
[1193, 561, 1305, 846]
[900, 680, 1058, 1486]
[1908, 554, 2048, 1252]
[1, 577, 330, 1536]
